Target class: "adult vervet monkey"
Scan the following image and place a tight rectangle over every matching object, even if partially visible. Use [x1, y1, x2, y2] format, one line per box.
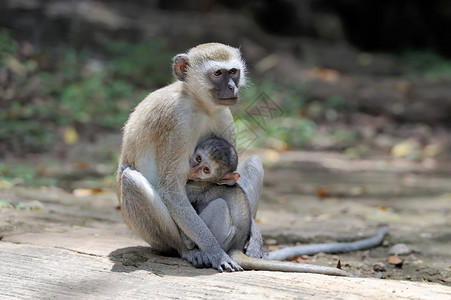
[118, 43, 262, 272]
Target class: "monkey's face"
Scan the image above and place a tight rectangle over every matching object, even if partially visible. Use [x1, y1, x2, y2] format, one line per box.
[188, 151, 220, 182]
[173, 44, 246, 108]
[208, 67, 241, 106]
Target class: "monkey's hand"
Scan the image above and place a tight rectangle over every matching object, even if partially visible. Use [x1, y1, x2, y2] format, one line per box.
[182, 249, 243, 272]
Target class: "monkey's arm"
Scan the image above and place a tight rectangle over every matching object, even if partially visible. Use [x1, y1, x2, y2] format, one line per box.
[266, 225, 389, 261]
[158, 145, 242, 273]
[230, 250, 351, 276]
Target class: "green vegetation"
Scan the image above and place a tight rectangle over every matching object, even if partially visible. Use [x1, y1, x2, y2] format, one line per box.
[0, 29, 172, 153]
[0, 163, 57, 187]
[401, 50, 451, 79]
[2, 28, 448, 169]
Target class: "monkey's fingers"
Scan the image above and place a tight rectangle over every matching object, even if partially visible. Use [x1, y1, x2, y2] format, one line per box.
[182, 250, 212, 268]
[221, 260, 243, 272]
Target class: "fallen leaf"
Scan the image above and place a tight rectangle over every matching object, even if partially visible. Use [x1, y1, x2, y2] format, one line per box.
[0, 179, 13, 189]
[316, 187, 330, 198]
[64, 126, 79, 145]
[0, 236, 3, 241]
[378, 205, 387, 211]
[438, 277, 451, 283]
[263, 149, 280, 162]
[389, 254, 403, 267]
[309, 68, 340, 82]
[73, 188, 103, 197]
[391, 141, 415, 157]
[423, 143, 442, 157]
[76, 161, 89, 170]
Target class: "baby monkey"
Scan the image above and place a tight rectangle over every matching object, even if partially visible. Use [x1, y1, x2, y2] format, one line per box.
[184, 137, 264, 259]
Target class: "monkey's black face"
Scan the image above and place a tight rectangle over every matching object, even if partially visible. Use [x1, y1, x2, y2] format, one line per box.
[209, 68, 241, 106]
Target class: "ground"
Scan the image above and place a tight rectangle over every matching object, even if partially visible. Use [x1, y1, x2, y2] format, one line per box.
[0, 138, 450, 299]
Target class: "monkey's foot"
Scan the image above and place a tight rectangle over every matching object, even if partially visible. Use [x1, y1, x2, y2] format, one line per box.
[245, 244, 268, 259]
[182, 249, 243, 272]
[120, 162, 136, 173]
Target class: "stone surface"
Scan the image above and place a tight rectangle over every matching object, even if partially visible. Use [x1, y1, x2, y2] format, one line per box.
[1, 152, 451, 298]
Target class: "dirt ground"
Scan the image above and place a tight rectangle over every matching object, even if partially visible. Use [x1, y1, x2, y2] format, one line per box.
[0, 139, 450, 298]
[254, 149, 451, 285]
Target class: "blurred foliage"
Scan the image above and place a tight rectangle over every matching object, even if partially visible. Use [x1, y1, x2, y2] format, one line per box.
[401, 50, 451, 79]
[0, 29, 172, 153]
[235, 80, 359, 152]
[0, 163, 57, 187]
[1, 28, 448, 161]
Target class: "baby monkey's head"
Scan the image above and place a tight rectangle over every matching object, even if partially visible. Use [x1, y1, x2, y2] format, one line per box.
[189, 137, 240, 186]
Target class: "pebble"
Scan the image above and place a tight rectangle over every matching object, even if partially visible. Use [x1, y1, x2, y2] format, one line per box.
[373, 262, 387, 272]
[389, 243, 418, 255]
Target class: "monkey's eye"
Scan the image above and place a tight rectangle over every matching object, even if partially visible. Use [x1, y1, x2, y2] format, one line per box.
[203, 167, 210, 174]
[196, 155, 202, 163]
[213, 70, 223, 77]
[229, 68, 237, 75]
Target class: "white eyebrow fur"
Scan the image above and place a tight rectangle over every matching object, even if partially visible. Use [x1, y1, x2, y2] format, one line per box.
[201, 59, 247, 86]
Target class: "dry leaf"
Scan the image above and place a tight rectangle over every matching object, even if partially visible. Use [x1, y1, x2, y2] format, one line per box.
[389, 254, 403, 267]
[73, 188, 103, 197]
[378, 205, 387, 211]
[423, 144, 442, 157]
[288, 256, 309, 262]
[64, 126, 79, 145]
[0, 236, 3, 241]
[0, 179, 13, 189]
[391, 141, 417, 158]
[309, 68, 340, 82]
[76, 161, 89, 170]
[263, 149, 280, 162]
[316, 187, 330, 198]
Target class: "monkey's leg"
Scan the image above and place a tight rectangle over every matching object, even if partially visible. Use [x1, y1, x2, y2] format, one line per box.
[245, 219, 267, 259]
[198, 198, 237, 252]
[120, 168, 186, 254]
[237, 155, 264, 218]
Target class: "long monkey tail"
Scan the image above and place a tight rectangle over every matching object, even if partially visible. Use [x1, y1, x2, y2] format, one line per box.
[266, 225, 389, 261]
[229, 250, 352, 276]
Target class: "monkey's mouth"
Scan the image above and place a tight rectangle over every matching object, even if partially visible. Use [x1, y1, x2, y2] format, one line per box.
[216, 97, 239, 106]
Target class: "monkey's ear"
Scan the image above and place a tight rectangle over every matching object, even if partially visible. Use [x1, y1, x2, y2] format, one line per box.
[173, 54, 189, 81]
[218, 172, 240, 186]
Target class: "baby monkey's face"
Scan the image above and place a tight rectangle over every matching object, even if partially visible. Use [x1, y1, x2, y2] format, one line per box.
[189, 149, 219, 182]
[188, 148, 240, 186]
